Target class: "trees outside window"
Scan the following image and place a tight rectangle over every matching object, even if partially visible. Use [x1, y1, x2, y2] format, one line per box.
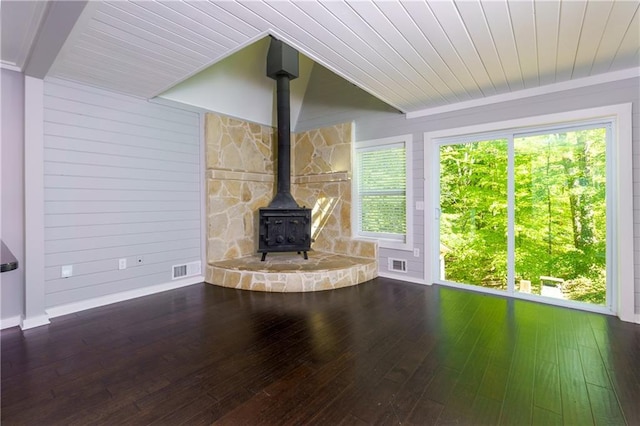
[438, 125, 608, 306]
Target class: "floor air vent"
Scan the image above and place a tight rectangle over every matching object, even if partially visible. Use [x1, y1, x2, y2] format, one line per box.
[388, 258, 407, 273]
[172, 261, 201, 280]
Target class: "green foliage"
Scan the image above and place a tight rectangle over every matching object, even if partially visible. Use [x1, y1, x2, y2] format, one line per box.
[360, 195, 406, 234]
[440, 139, 509, 287]
[563, 268, 606, 305]
[439, 127, 607, 305]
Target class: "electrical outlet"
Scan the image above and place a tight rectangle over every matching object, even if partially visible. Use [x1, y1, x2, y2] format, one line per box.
[61, 265, 73, 278]
[118, 258, 127, 270]
[136, 256, 144, 265]
[416, 201, 425, 211]
[413, 248, 420, 257]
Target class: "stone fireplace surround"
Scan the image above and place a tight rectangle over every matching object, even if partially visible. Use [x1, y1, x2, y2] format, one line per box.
[204, 113, 377, 292]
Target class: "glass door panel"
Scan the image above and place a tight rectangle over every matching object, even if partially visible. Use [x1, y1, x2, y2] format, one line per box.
[514, 128, 607, 306]
[439, 139, 508, 290]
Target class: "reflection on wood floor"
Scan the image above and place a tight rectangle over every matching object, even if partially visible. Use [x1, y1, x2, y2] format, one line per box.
[2, 278, 639, 425]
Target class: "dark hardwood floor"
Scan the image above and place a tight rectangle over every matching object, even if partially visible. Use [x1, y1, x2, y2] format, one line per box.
[2, 278, 639, 425]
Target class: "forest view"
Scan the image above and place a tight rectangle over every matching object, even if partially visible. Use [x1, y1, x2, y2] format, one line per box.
[439, 127, 607, 305]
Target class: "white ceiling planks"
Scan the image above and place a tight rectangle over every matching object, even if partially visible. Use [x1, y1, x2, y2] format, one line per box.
[453, 0, 510, 94]
[94, 4, 215, 61]
[348, 1, 450, 105]
[298, 0, 427, 110]
[376, 1, 470, 103]
[429, 1, 499, 96]
[555, 1, 588, 82]
[183, 2, 259, 39]
[403, 1, 487, 100]
[534, 0, 560, 86]
[132, 1, 237, 50]
[4, 0, 637, 114]
[572, 1, 615, 80]
[480, 0, 525, 92]
[609, 4, 640, 71]
[591, 1, 640, 75]
[305, 0, 430, 109]
[508, 0, 539, 88]
[47, 1, 221, 98]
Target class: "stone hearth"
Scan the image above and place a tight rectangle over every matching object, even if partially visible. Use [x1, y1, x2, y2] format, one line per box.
[207, 252, 377, 292]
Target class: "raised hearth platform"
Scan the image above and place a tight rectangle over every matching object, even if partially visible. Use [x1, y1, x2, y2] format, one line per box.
[206, 251, 377, 292]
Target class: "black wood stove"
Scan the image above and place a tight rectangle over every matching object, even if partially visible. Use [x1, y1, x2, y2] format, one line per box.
[258, 38, 312, 261]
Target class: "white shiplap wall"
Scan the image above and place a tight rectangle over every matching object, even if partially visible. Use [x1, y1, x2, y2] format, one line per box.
[297, 69, 640, 315]
[43, 79, 201, 308]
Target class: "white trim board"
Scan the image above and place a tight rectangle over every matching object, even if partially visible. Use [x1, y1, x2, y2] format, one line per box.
[0, 62, 22, 72]
[199, 112, 207, 280]
[23, 76, 49, 329]
[1, 316, 21, 330]
[46, 276, 204, 319]
[20, 314, 50, 330]
[407, 68, 640, 119]
[377, 272, 427, 286]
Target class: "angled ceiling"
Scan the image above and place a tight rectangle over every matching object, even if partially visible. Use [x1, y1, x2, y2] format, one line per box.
[158, 36, 315, 127]
[2, 0, 639, 115]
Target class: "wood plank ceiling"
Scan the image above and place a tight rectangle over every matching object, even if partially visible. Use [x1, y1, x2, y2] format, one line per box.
[4, 0, 640, 114]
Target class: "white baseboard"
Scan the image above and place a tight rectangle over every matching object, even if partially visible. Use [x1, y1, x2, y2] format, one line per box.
[20, 314, 51, 330]
[1, 315, 22, 330]
[635, 313, 640, 324]
[377, 272, 428, 285]
[46, 276, 204, 319]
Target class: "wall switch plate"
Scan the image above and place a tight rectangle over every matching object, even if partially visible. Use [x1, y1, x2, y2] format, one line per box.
[61, 265, 73, 278]
[413, 248, 420, 257]
[136, 256, 144, 265]
[118, 258, 127, 270]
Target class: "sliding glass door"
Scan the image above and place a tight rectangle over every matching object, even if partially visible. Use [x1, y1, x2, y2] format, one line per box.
[437, 123, 610, 309]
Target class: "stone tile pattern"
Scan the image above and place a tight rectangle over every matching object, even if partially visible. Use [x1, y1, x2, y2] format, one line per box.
[206, 113, 377, 292]
[206, 252, 377, 292]
[292, 123, 377, 260]
[206, 113, 275, 262]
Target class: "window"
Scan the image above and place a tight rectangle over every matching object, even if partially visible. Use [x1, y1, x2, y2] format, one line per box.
[354, 135, 412, 249]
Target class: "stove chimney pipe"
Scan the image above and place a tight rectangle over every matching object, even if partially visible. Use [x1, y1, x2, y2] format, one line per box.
[266, 37, 299, 209]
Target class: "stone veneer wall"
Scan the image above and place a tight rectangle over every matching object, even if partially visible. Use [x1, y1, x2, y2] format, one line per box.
[292, 122, 376, 259]
[206, 113, 376, 263]
[206, 113, 274, 262]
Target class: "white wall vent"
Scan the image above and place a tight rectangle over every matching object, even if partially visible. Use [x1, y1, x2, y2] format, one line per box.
[388, 258, 407, 273]
[172, 261, 201, 280]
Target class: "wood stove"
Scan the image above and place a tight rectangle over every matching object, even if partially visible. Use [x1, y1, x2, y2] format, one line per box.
[258, 37, 312, 261]
[258, 208, 311, 261]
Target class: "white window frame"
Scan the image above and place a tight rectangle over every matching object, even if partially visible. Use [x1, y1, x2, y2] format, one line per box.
[353, 134, 413, 251]
[424, 104, 634, 322]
